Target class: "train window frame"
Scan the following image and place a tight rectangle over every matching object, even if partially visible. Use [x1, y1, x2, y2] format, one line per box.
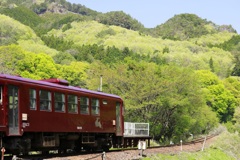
[91, 98, 100, 115]
[0, 86, 2, 105]
[68, 94, 78, 114]
[39, 90, 52, 111]
[80, 97, 89, 115]
[29, 89, 37, 110]
[54, 92, 65, 112]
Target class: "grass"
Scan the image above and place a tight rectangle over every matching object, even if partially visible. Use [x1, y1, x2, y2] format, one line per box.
[142, 129, 240, 160]
[143, 148, 235, 160]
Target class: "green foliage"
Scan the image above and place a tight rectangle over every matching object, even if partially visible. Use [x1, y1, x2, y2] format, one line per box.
[17, 51, 60, 79]
[30, 2, 47, 14]
[0, 45, 25, 74]
[196, 70, 237, 122]
[212, 34, 240, 76]
[17, 39, 59, 56]
[86, 61, 218, 143]
[72, 44, 156, 65]
[0, 0, 39, 7]
[41, 35, 74, 51]
[162, 46, 170, 53]
[0, 6, 43, 28]
[217, 25, 237, 33]
[35, 12, 85, 35]
[209, 57, 214, 72]
[145, 131, 240, 160]
[207, 84, 236, 122]
[96, 28, 116, 38]
[211, 131, 240, 159]
[53, 51, 76, 65]
[144, 148, 234, 160]
[190, 32, 236, 47]
[0, 45, 87, 86]
[62, 23, 72, 32]
[98, 11, 144, 31]
[48, 20, 234, 78]
[63, 1, 98, 17]
[216, 35, 240, 51]
[0, 1, 239, 145]
[57, 61, 89, 87]
[0, 14, 39, 45]
[223, 77, 240, 105]
[153, 14, 211, 40]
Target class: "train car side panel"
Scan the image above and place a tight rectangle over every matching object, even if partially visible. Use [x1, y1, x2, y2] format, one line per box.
[0, 85, 5, 127]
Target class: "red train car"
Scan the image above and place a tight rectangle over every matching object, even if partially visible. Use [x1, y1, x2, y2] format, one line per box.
[0, 74, 124, 154]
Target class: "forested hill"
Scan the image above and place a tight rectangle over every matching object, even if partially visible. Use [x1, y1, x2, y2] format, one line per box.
[0, 0, 237, 37]
[1, 0, 240, 148]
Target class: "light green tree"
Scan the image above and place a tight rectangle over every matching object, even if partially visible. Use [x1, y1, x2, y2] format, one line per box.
[196, 70, 237, 122]
[87, 60, 218, 143]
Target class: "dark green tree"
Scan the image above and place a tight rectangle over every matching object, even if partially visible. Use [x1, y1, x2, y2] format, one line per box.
[153, 14, 211, 40]
[209, 57, 214, 72]
[98, 11, 144, 31]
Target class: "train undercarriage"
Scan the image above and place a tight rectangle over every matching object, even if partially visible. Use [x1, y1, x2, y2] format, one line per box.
[1, 132, 123, 155]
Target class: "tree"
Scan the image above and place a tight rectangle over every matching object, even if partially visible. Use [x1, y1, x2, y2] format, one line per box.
[196, 70, 237, 122]
[99, 11, 144, 31]
[86, 61, 218, 143]
[0, 45, 24, 74]
[153, 14, 210, 40]
[18, 52, 59, 79]
[53, 51, 76, 65]
[209, 57, 214, 72]
[58, 61, 89, 87]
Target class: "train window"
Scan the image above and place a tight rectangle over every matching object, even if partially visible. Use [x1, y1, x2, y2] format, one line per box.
[0, 86, 2, 104]
[29, 89, 36, 110]
[80, 97, 89, 114]
[40, 90, 52, 111]
[54, 92, 65, 112]
[91, 98, 99, 115]
[68, 94, 78, 113]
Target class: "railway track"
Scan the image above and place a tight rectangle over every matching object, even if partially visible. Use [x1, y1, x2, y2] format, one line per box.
[2, 134, 218, 160]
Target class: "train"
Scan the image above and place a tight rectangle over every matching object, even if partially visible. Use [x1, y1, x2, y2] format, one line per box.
[0, 74, 150, 155]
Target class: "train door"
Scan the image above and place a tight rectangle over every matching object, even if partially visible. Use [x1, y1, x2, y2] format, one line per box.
[0, 85, 4, 126]
[8, 85, 20, 135]
[116, 102, 123, 136]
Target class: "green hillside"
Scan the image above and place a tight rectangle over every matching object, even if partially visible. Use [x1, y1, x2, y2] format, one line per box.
[48, 20, 235, 78]
[0, 0, 240, 152]
[153, 14, 236, 40]
[0, 14, 58, 56]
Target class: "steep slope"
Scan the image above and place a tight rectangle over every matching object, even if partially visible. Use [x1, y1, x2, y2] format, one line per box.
[0, 14, 58, 56]
[0, 6, 43, 28]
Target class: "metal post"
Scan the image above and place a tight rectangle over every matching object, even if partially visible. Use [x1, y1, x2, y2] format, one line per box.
[1, 147, 5, 160]
[100, 75, 103, 92]
[201, 135, 207, 151]
[180, 140, 183, 151]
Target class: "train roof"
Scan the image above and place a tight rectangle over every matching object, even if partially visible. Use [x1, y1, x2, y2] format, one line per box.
[0, 74, 121, 100]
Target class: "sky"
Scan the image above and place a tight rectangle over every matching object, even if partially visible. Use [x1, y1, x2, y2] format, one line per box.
[67, 0, 239, 34]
